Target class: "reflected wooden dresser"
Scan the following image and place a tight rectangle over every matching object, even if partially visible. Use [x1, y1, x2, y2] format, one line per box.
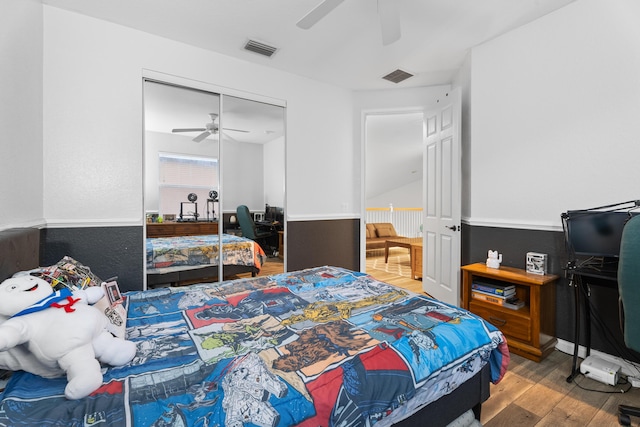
[146, 221, 219, 238]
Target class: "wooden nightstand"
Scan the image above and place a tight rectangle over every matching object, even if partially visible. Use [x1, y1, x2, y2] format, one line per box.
[461, 263, 558, 362]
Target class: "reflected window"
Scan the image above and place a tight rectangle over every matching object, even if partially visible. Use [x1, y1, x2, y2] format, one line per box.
[158, 152, 218, 218]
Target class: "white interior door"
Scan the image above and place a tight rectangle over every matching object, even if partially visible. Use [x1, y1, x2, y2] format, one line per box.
[423, 89, 461, 306]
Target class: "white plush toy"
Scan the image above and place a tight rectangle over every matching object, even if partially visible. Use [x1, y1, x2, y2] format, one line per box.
[0, 338, 64, 378]
[0, 275, 137, 399]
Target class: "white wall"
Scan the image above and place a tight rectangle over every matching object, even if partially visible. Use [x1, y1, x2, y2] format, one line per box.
[42, 6, 354, 228]
[264, 137, 285, 209]
[0, 0, 44, 230]
[453, 52, 472, 223]
[366, 179, 422, 208]
[222, 138, 265, 212]
[469, 0, 640, 230]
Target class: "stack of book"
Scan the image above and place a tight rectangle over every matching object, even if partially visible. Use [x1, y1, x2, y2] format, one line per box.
[471, 280, 525, 310]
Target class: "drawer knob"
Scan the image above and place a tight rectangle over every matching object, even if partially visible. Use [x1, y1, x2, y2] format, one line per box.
[489, 316, 507, 326]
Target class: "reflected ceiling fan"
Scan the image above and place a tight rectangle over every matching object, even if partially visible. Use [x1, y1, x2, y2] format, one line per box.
[172, 113, 249, 142]
[297, 0, 401, 46]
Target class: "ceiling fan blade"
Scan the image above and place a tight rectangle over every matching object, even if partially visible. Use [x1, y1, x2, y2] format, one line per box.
[297, 0, 344, 29]
[172, 128, 206, 133]
[192, 131, 212, 142]
[378, 0, 401, 46]
[223, 127, 250, 133]
[220, 131, 240, 143]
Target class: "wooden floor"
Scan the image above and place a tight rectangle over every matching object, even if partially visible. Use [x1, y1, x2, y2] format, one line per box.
[484, 350, 640, 426]
[258, 251, 640, 426]
[256, 256, 285, 276]
[365, 247, 427, 294]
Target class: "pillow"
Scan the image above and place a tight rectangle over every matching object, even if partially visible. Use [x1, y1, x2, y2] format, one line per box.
[21, 256, 127, 339]
[375, 224, 397, 238]
[366, 224, 376, 239]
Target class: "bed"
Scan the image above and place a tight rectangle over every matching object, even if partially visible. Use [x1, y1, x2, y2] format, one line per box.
[0, 228, 510, 427]
[146, 233, 266, 287]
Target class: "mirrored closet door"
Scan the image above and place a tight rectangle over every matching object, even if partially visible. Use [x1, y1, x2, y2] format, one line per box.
[220, 95, 285, 278]
[143, 79, 285, 289]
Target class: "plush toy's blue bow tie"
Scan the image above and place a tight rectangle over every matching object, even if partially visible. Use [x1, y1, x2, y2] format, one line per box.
[11, 288, 78, 318]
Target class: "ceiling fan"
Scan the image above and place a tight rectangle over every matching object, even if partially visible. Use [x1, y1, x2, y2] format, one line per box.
[296, 0, 401, 46]
[172, 113, 249, 142]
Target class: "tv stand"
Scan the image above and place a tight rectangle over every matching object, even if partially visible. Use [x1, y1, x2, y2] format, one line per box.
[562, 200, 640, 382]
[565, 261, 618, 383]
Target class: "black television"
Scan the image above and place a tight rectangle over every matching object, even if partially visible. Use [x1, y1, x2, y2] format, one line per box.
[563, 202, 640, 259]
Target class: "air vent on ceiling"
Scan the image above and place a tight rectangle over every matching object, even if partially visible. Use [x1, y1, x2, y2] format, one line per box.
[244, 39, 278, 58]
[382, 69, 414, 84]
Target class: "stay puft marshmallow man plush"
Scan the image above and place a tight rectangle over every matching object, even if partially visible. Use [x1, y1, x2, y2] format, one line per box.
[0, 275, 136, 399]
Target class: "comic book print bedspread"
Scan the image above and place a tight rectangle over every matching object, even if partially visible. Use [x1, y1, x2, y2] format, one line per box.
[0, 266, 509, 427]
[146, 233, 266, 272]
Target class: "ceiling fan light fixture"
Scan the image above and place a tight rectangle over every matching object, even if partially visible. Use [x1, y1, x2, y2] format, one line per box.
[378, 0, 401, 46]
[382, 69, 414, 84]
[296, 0, 345, 29]
[244, 39, 278, 58]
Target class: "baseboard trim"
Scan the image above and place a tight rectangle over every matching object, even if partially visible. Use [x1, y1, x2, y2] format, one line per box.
[45, 219, 142, 228]
[461, 217, 562, 232]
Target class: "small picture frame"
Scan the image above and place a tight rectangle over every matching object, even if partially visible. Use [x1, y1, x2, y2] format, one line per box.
[526, 252, 547, 275]
[104, 280, 124, 306]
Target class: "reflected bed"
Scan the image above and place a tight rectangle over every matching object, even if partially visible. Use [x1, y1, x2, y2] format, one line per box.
[146, 233, 266, 287]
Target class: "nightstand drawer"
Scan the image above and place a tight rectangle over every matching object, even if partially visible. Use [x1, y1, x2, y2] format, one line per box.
[470, 301, 531, 343]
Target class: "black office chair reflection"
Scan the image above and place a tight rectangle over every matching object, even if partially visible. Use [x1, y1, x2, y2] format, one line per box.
[617, 215, 640, 426]
[236, 205, 277, 255]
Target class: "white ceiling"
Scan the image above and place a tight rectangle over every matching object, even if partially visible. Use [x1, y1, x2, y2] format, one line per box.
[144, 81, 285, 144]
[42, 0, 576, 91]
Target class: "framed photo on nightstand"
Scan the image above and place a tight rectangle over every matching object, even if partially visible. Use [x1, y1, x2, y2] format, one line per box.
[526, 252, 547, 275]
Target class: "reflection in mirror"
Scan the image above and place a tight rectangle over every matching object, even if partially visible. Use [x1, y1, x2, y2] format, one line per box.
[143, 80, 286, 289]
[221, 96, 285, 278]
[143, 80, 221, 288]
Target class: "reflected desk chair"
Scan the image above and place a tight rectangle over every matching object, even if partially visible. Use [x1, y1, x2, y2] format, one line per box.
[236, 205, 277, 255]
[617, 215, 640, 426]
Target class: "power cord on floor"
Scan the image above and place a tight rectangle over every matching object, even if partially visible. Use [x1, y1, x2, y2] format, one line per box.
[573, 372, 633, 394]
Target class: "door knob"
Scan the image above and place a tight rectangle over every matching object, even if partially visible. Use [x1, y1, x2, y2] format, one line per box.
[446, 225, 460, 231]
